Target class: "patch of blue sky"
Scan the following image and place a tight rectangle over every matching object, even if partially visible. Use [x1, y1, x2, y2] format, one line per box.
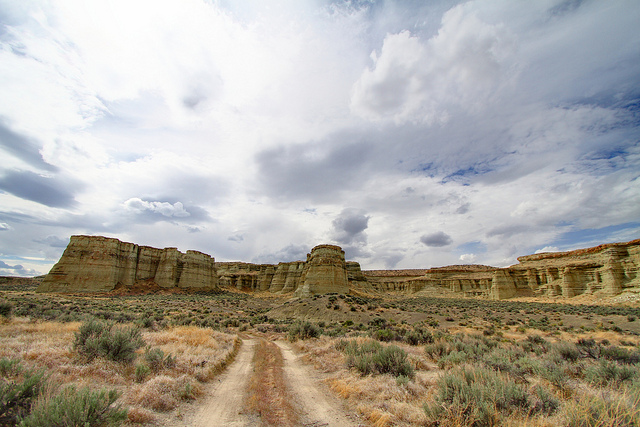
[455, 240, 487, 255]
[550, 222, 640, 250]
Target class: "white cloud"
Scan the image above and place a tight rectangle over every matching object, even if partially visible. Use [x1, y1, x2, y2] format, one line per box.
[123, 198, 190, 218]
[351, 4, 516, 124]
[460, 253, 477, 263]
[0, 0, 639, 272]
[535, 246, 559, 254]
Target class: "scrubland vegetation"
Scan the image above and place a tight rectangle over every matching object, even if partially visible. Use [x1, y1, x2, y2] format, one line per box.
[1, 282, 639, 426]
[0, 291, 238, 426]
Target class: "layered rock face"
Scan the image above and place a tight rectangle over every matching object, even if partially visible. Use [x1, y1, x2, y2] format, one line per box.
[38, 236, 219, 293]
[295, 245, 349, 297]
[216, 245, 353, 296]
[364, 266, 495, 296]
[487, 240, 640, 300]
[39, 235, 640, 300]
[362, 239, 640, 300]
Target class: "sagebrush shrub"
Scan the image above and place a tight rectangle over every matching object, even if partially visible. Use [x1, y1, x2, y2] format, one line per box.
[341, 339, 414, 378]
[585, 360, 638, 387]
[0, 363, 48, 425]
[287, 321, 321, 341]
[19, 385, 127, 427]
[0, 302, 13, 319]
[425, 366, 533, 426]
[144, 348, 176, 372]
[73, 318, 144, 363]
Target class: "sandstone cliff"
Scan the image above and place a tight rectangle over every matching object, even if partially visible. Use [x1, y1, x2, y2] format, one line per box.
[216, 245, 354, 296]
[39, 235, 640, 300]
[38, 236, 220, 293]
[488, 239, 640, 300]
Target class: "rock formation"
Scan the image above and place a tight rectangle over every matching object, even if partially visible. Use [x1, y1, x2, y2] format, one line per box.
[37, 235, 219, 293]
[216, 245, 352, 297]
[360, 239, 640, 300]
[39, 235, 640, 300]
[489, 240, 640, 299]
[295, 245, 349, 297]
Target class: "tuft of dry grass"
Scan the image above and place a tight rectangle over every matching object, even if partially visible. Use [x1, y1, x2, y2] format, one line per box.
[243, 339, 298, 426]
[127, 405, 157, 424]
[127, 374, 202, 411]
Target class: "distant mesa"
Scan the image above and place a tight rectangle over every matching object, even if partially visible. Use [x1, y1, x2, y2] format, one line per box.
[38, 235, 640, 300]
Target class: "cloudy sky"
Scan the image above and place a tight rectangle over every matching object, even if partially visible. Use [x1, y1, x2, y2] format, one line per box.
[1, 0, 639, 276]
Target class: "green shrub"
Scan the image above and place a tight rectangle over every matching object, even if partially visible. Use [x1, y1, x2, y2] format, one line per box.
[537, 360, 570, 391]
[585, 360, 638, 387]
[531, 385, 560, 416]
[405, 329, 433, 345]
[601, 346, 640, 365]
[287, 321, 321, 341]
[0, 302, 13, 319]
[424, 341, 452, 360]
[425, 366, 532, 426]
[73, 318, 143, 363]
[341, 340, 414, 378]
[371, 328, 396, 342]
[0, 358, 21, 377]
[144, 348, 176, 372]
[552, 342, 580, 363]
[438, 350, 469, 369]
[135, 363, 150, 383]
[19, 386, 127, 427]
[0, 366, 48, 425]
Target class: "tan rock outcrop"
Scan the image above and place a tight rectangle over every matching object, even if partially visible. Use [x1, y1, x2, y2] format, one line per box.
[295, 245, 349, 297]
[493, 239, 640, 300]
[38, 236, 219, 293]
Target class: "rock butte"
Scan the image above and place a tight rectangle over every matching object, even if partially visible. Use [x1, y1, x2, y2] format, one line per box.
[38, 235, 640, 300]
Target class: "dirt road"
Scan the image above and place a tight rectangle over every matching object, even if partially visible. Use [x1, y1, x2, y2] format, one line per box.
[275, 341, 361, 427]
[191, 339, 257, 427]
[181, 337, 361, 427]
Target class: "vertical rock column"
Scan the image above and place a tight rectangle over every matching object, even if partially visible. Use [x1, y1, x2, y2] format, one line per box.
[490, 269, 517, 300]
[178, 250, 220, 290]
[295, 245, 349, 297]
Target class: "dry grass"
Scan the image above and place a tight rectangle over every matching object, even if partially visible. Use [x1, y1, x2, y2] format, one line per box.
[243, 339, 298, 426]
[293, 336, 431, 426]
[143, 325, 238, 382]
[0, 318, 238, 424]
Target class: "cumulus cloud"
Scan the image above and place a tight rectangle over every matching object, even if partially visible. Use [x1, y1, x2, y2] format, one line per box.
[0, 260, 39, 277]
[332, 208, 370, 245]
[351, 5, 516, 124]
[420, 231, 453, 247]
[123, 198, 190, 218]
[0, 0, 639, 271]
[459, 253, 477, 263]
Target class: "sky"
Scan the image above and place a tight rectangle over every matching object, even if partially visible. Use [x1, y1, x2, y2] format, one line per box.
[1, 0, 639, 277]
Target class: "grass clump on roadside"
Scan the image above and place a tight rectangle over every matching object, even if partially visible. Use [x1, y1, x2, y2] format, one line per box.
[73, 318, 143, 363]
